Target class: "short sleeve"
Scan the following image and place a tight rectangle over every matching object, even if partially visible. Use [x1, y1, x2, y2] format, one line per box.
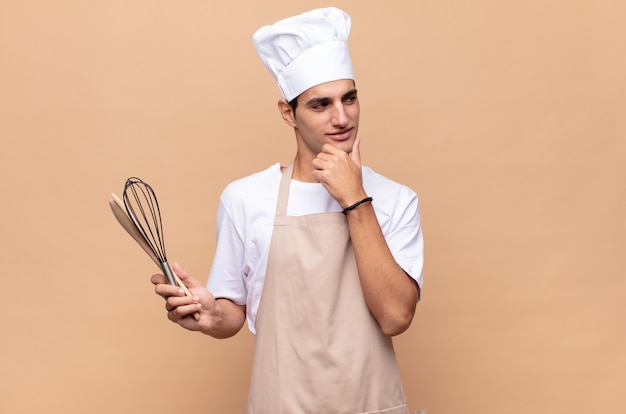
[206, 200, 248, 305]
[386, 191, 424, 290]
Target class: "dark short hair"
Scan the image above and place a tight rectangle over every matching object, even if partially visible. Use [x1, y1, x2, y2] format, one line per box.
[288, 96, 298, 117]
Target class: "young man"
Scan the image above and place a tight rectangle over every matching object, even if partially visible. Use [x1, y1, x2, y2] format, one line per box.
[152, 7, 424, 413]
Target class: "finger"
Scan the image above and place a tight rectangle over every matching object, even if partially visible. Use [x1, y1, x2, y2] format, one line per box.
[312, 154, 329, 170]
[151, 273, 167, 286]
[314, 150, 333, 161]
[152, 273, 183, 300]
[166, 294, 199, 311]
[350, 137, 361, 166]
[168, 302, 203, 322]
[155, 286, 183, 300]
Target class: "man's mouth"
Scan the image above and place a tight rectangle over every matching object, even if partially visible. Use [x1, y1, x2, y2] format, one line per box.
[328, 128, 353, 141]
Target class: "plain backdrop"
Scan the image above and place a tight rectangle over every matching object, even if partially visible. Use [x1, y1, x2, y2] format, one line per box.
[1, 1, 624, 413]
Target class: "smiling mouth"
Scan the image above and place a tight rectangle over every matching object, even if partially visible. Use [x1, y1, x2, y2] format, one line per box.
[328, 128, 353, 141]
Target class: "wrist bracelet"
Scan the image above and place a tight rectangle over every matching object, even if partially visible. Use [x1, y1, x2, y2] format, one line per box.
[342, 197, 373, 215]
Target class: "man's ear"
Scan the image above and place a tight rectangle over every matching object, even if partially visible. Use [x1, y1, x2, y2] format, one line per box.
[278, 99, 296, 127]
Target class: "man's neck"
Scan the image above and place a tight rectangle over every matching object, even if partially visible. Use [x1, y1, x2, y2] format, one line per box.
[291, 154, 318, 183]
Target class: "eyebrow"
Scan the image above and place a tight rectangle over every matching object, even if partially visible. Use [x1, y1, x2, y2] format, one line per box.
[342, 88, 358, 99]
[304, 88, 358, 107]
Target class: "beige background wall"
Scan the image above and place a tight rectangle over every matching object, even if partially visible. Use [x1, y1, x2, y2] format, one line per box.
[1, 1, 624, 413]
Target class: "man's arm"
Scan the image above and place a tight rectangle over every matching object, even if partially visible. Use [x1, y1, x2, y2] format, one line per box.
[343, 202, 419, 336]
[313, 139, 419, 336]
[152, 262, 246, 339]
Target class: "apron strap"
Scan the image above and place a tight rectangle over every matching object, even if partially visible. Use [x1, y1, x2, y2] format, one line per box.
[275, 162, 294, 217]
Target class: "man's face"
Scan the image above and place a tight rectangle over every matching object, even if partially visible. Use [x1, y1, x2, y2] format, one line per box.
[290, 79, 360, 158]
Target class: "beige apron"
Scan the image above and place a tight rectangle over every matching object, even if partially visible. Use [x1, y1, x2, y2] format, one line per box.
[246, 163, 410, 414]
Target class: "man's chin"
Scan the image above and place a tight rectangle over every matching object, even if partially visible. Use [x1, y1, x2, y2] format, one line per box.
[327, 139, 355, 154]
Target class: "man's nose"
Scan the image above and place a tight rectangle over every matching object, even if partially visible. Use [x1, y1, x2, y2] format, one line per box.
[331, 103, 348, 126]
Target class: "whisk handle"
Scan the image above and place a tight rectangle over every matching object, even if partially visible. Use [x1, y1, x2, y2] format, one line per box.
[161, 261, 177, 285]
[161, 261, 200, 321]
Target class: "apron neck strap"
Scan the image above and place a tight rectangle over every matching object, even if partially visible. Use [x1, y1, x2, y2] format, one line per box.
[276, 162, 294, 216]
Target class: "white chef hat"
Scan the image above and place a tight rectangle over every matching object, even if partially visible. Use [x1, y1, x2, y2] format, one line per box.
[253, 7, 354, 102]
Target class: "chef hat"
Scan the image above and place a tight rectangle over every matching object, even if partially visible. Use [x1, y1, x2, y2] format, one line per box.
[253, 7, 354, 102]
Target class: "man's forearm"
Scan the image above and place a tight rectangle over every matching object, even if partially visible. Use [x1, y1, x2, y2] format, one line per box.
[346, 202, 419, 336]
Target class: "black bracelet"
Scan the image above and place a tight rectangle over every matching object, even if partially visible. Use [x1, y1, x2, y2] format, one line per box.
[341, 197, 373, 215]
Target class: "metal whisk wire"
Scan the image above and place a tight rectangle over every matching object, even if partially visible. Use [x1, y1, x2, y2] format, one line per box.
[122, 177, 176, 286]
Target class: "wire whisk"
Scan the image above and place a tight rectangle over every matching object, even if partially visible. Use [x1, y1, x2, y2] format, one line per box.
[109, 177, 199, 321]
[122, 177, 177, 286]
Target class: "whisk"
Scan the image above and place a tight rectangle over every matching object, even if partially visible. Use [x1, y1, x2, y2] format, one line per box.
[109, 177, 199, 320]
[122, 177, 177, 285]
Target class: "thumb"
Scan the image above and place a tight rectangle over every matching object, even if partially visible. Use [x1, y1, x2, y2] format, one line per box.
[350, 137, 361, 166]
[172, 262, 201, 289]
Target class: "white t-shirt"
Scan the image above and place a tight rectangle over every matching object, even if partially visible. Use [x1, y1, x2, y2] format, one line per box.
[206, 163, 424, 334]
